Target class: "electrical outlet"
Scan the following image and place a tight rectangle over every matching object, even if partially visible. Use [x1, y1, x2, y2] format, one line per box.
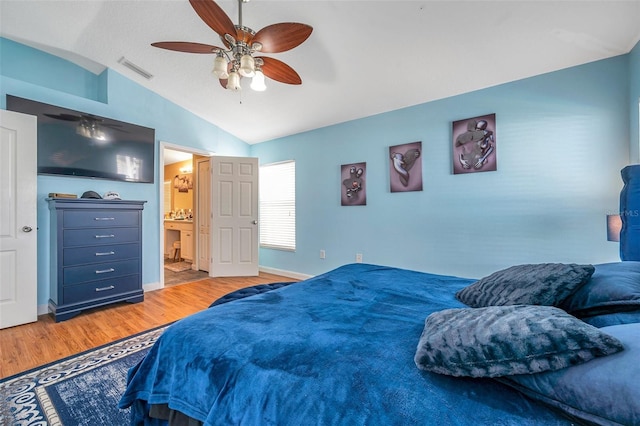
[320, 249, 326, 259]
[356, 253, 363, 263]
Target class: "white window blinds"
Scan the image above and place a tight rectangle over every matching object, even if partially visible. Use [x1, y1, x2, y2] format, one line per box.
[259, 161, 296, 251]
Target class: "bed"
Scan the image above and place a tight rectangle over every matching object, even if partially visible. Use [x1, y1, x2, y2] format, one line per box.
[119, 166, 640, 426]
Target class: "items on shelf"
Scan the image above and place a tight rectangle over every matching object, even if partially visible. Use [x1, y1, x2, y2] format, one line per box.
[48, 193, 77, 199]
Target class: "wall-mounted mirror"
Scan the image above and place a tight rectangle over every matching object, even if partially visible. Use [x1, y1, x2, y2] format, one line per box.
[164, 149, 194, 217]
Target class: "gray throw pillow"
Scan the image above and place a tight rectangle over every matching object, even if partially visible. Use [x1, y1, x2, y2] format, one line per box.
[497, 323, 639, 426]
[414, 305, 623, 378]
[455, 263, 595, 308]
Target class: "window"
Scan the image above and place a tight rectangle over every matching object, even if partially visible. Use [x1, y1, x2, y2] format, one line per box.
[259, 161, 295, 251]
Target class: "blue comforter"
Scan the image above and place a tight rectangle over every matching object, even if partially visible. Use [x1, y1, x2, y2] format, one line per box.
[119, 264, 572, 425]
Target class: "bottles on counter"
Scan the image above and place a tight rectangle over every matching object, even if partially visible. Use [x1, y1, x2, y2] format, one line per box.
[165, 208, 193, 220]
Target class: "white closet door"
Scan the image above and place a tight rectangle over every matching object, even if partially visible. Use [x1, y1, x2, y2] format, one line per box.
[0, 109, 38, 329]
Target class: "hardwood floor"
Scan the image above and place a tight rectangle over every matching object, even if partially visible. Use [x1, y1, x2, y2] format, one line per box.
[0, 272, 294, 379]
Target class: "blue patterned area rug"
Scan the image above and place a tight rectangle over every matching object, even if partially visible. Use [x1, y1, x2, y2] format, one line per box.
[0, 325, 168, 426]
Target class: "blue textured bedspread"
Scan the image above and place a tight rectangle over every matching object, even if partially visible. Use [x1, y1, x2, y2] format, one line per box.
[119, 264, 572, 425]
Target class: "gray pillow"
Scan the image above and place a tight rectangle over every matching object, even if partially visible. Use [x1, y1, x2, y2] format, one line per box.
[497, 323, 639, 426]
[455, 263, 595, 308]
[414, 305, 623, 378]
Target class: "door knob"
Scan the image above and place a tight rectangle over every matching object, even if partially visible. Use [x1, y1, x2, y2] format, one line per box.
[252, 220, 258, 225]
[22, 226, 33, 232]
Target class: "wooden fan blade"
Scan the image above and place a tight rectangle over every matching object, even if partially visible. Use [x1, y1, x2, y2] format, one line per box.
[259, 57, 302, 85]
[253, 23, 312, 53]
[151, 41, 223, 54]
[189, 0, 236, 38]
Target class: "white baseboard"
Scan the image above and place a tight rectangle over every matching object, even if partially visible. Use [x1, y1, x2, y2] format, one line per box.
[37, 304, 49, 316]
[143, 281, 163, 292]
[259, 265, 313, 281]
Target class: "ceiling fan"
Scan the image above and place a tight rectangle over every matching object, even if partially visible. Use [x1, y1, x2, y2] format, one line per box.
[151, 0, 313, 92]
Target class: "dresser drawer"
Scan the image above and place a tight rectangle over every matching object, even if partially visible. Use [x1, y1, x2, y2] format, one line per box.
[63, 227, 140, 247]
[63, 259, 140, 286]
[165, 221, 193, 231]
[63, 210, 140, 228]
[63, 275, 140, 305]
[63, 243, 140, 267]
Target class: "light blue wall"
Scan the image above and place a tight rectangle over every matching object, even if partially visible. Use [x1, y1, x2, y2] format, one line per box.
[630, 40, 640, 162]
[2, 36, 638, 305]
[0, 38, 107, 102]
[252, 54, 633, 279]
[0, 38, 250, 306]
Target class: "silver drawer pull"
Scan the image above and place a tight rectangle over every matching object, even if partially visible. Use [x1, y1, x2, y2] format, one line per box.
[95, 268, 115, 274]
[95, 234, 115, 239]
[95, 251, 115, 256]
[94, 217, 115, 221]
[95, 285, 115, 292]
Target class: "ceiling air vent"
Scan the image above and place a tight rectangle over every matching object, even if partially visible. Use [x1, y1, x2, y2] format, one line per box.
[117, 57, 153, 80]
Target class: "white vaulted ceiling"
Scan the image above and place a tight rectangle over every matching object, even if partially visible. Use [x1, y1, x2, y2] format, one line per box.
[1, 1, 639, 144]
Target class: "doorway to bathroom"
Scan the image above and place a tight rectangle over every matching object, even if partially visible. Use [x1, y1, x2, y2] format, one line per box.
[161, 143, 211, 287]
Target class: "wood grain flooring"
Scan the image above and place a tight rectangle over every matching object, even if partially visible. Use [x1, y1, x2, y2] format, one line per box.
[0, 272, 295, 379]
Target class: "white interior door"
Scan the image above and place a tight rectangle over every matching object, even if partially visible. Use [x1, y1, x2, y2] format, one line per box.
[210, 156, 259, 277]
[196, 158, 210, 272]
[0, 109, 38, 329]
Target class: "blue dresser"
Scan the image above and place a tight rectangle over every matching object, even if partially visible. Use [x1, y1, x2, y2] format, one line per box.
[48, 198, 146, 322]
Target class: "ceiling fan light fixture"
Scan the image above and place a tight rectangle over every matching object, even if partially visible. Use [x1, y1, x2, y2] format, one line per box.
[227, 71, 242, 91]
[213, 55, 229, 78]
[239, 54, 255, 77]
[250, 70, 266, 91]
[152, 0, 313, 93]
